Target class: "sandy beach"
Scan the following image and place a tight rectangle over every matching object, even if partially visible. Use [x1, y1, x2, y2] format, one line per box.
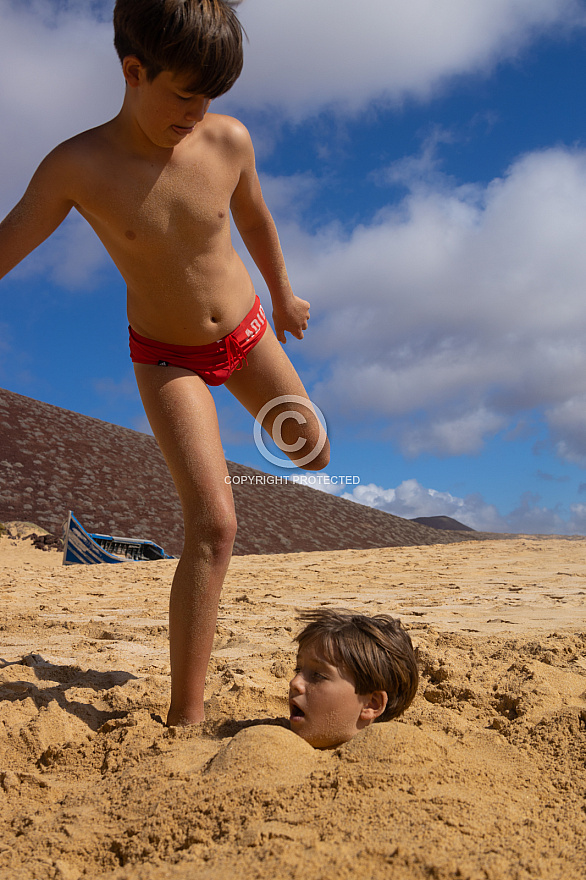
[1, 530, 585, 879]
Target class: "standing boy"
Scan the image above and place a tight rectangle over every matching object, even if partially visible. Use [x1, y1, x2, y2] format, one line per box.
[0, 0, 329, 726]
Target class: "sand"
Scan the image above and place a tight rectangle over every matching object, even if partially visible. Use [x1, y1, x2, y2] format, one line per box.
[1, 532, 585, 879]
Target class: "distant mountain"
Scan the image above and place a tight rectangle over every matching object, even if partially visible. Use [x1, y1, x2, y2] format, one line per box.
[411, 516, 475, 532]
[0, 387, 481, 556]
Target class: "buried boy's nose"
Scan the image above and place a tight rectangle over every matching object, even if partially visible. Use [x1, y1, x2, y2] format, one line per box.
[289, 671, 304, 695]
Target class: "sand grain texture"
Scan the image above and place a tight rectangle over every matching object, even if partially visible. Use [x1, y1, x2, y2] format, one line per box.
[1, 535, 585, 879]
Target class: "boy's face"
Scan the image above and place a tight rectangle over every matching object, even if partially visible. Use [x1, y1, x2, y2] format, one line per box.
[289, 643, 375, 749]
[124, 58, 211, 149]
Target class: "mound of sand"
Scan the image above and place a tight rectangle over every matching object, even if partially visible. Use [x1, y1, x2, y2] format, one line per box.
[1, 536, 585, 879]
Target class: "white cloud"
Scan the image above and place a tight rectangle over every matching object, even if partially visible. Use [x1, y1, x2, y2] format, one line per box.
[339, 478, 505, 531]
[225, 0, 585, 119]
[336, 478, 584, 535]
[258, 146, 586, 461]
[0, 0, 121, 215]
[545, 395, 586, 467]
[253, 172, 320, 219]
[399, 408, 506, 457]
[567, 502, 586, 533]
[9, 213, 112, 291]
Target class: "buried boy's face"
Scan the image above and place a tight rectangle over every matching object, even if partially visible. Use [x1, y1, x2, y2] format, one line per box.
[289, 643, 387, 749]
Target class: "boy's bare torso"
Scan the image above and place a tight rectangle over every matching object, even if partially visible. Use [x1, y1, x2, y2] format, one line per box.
[62, 112, 255, 345]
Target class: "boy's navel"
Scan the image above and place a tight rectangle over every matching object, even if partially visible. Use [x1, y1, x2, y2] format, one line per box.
[125, 230, 137, 241]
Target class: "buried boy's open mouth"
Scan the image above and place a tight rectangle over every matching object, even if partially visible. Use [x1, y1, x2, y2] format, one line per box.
[289, 702, 305, 722]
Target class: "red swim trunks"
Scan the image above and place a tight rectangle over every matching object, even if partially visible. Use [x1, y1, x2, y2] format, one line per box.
[129, 295, 267, 386]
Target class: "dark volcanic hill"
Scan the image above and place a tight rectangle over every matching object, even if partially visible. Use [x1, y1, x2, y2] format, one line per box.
[0, 387, 479, 556]
[411, 516, 475, 532]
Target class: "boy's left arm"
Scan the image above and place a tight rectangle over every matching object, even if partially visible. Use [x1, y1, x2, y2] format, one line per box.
[229, 124, 309, 344]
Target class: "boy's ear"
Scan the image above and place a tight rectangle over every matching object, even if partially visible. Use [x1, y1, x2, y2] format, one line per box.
[122, 56, 147, 89]
[359, 690, 388, 722]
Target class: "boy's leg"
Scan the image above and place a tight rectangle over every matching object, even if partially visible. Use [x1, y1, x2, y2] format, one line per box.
[225, 326, 330, 470]
[134, 364, 237, 726]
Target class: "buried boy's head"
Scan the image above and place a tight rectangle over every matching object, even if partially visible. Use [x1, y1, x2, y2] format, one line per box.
[289, 609, 419, 749]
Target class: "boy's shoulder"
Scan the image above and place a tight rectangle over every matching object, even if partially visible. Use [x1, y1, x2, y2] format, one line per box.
[41, 124, 114, 173]
[56, 122, 113, 152]
[27, 124, 115, 199]
[202, 112, 253, 150]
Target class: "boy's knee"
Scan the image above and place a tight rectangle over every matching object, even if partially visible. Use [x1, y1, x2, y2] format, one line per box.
[205, 511, 238, 553]
[274, 409, 330, 472]
[297, 436, 330, 472]
[184, 505, 237, 559]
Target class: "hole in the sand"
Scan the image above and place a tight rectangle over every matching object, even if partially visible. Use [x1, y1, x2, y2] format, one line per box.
[494, 693, 522, 720]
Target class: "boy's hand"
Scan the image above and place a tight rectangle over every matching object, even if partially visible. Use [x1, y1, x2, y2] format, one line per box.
[273, 295, 310, 344]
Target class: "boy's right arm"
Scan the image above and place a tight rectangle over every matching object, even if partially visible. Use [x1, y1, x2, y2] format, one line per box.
[0, 146, 76, 281]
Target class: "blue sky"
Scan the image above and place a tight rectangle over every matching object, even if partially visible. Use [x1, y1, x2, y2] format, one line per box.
[2, 0, 586, 534]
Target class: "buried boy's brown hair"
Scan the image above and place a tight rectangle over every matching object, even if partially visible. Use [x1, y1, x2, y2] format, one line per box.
[295, 608, 419, 721]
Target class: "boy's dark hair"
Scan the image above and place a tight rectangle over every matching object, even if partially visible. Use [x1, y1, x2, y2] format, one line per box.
[295, 609, 419, 722]
[113, 0, 244, 98]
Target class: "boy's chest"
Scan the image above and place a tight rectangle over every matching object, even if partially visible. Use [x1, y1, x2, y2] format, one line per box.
[80, 152, 238, 241]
